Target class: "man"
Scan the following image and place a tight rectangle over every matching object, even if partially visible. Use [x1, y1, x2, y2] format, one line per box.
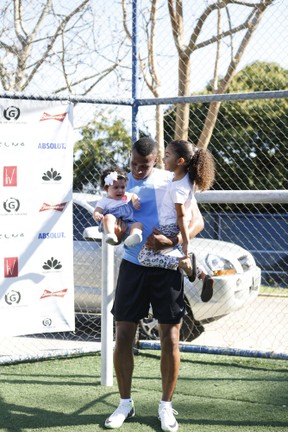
[104, 138, 204, 431]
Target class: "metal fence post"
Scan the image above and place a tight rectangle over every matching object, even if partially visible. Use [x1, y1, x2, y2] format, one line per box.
[132, 0, 139, 142]
[101, 238, 114, 386]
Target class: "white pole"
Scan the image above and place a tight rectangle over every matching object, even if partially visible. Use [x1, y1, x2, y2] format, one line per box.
[101, 238, 114, 386]
[195, 190, 288, 203]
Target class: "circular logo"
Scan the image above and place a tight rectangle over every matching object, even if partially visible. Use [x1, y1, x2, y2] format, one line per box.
[42, 318, 52, 327]
[5, 290, 21, 305]
[3, 106, 20, 121]
[3, 198, 20, 213]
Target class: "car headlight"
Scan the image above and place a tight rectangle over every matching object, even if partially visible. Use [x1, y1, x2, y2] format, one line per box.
[238, 254, 255, 271]
[206, 253, 237, 276]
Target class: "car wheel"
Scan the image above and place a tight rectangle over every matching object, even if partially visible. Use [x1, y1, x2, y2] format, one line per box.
[139, 312, 159, 340]
[139, 297, 205, 342]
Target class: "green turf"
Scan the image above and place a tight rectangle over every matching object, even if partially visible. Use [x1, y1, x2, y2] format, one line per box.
[1, 351, 287, 431]
[260, 285, 288, 296]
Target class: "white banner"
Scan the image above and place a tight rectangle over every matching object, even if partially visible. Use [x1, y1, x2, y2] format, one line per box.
[0, 99, 75, 336]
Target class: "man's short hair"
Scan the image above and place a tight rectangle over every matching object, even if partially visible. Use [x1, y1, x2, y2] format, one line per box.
[133, 137, 157, 157]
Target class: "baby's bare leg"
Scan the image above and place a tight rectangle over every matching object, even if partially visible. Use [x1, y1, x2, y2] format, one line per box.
[103, 214, 118, 245]
[103, 214, 117, 235]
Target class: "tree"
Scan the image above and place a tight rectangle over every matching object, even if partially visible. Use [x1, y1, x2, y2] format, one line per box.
[121, 0, 274, 158]
[213, 62, 288, 193]
[164, 61, 288, 198]
[73, 113, 132, 192]
[0, 1, 134, 192]
[122, 0, 165, 167]
[0, 0, 127, 95]
[167, 0, 274, 146]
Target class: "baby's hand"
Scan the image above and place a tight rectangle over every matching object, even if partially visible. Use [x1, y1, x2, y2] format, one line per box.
[132, 196, 141, 210]
[93, 212, 103, 222]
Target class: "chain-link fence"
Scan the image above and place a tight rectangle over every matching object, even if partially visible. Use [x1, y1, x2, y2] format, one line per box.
[1, 93, 287, 363]
[1, 0, 288, 362]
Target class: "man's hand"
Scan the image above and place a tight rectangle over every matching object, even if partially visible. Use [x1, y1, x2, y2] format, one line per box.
[145, 227, 174, 251]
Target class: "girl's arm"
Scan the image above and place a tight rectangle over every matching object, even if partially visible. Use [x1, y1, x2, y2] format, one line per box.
[175, 203, 190, 257]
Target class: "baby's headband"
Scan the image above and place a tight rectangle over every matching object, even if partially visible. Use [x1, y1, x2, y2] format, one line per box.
[104, 171, 118, 186]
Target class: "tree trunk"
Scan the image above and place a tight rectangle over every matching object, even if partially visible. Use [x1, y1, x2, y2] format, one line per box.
[175, 54, 190, 141]
[197, 101, 221, 149]
[197, 1, 271, 149]
[155, 104, 164, 168]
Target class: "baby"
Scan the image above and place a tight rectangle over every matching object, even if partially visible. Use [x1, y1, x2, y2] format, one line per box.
[93, 166, 143, 247]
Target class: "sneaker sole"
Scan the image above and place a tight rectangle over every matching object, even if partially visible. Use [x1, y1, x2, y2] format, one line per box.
[158, 416, 179, 432]
[201, 275, 214, 302]
[104, 408, 135, 429]
[124, 234, 142, 247]
[188, 252, 197, 282]
[106, 238, 118, 245]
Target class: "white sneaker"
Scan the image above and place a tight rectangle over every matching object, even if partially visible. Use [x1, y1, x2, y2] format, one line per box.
[124, 232, 142, 247]
[104, 400, 135, 429]
[158, 403, 179, 432]
[105, 234, 118, 245]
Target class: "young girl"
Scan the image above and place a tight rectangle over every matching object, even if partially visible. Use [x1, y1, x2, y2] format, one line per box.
[138, 140, 215, 302]
[93, 167, 143, 247]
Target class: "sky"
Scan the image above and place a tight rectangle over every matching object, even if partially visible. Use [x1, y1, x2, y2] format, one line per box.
[11, 0, 285, 137]
[106, 0, 288, 95]
[130, 0, 288, 135]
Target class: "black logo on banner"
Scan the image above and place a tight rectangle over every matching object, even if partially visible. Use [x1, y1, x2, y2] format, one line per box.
[3, 106, 20, 121]
[5, 290, 21, 305]
[42, 318, 52, 327]
[42, 257, 62, 271]
[3, 198, 20, 213]
[42, 168, 62, 182]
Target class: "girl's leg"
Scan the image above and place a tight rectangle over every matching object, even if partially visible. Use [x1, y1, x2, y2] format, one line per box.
[178, 253, 197, 281]
[138, 223, 181, 269]
[138, 245, 179, 270]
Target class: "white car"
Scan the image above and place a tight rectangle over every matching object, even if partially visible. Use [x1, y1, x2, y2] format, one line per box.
[73, 193, 261, 341]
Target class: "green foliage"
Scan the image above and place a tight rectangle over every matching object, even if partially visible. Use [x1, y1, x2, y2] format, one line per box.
[228, 61, 288, 92]
[212, 97, 288, 192]
[164, 61, 288, 206]
[73, 113, 132, 192]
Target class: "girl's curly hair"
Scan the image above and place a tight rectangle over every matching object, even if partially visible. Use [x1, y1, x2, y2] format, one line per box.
[168, 140, 215, 191]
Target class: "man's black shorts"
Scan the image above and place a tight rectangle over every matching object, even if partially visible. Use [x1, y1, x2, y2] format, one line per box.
[111, 259, 185, 324]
